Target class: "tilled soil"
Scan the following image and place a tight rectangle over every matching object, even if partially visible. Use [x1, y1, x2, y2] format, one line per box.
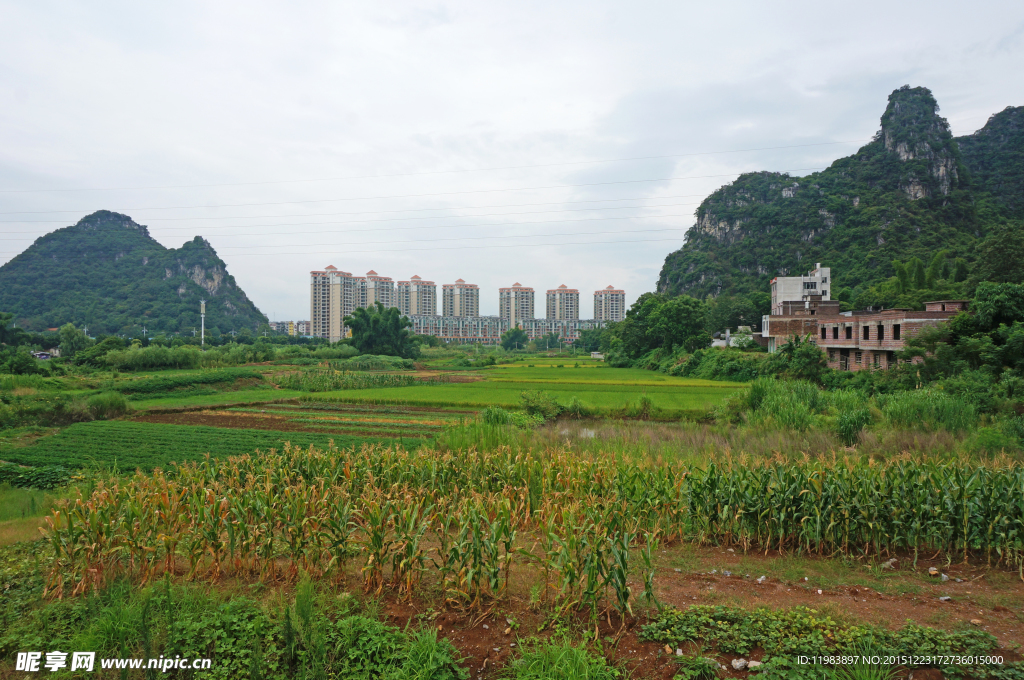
[372, 547, 1024, 680]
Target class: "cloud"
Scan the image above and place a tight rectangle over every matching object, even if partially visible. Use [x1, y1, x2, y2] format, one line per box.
[1, 0, 1022, 321]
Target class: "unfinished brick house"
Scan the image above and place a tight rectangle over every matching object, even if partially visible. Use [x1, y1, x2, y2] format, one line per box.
[761, 266, 969, 371]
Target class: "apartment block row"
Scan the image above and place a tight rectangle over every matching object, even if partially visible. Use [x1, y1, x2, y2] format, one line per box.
[269, 320, 310, 336]
[762, 264, 968, 371]
[310, 266, 624, 342]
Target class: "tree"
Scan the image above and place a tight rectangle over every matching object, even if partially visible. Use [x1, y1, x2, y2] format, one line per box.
[925, 250, 947, 288]
[500, 326, 528, 351]
[773, 335, 828, 383]
[972, 282, 1024, 331]
[893, 261, 909, 294]
[4, 347, 43, 375]
[343, 302, 420, 358]
[613, 293, 708, 359]
[576, 328, 605, 353]
[908, 257, 927, 289]
[975, 223, 1024, 284]
[58, 323, 92, 356]
[953, 258, 969, 283]
[538, 332, 561, 350]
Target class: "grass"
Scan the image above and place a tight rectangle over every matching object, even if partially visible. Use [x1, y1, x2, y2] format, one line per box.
[505, 639, 620, 679]
[307, 381, 738, 414]
[129, 388, 306, 409]
[0, 517, 46, 547]
[0, 420, 416, 470]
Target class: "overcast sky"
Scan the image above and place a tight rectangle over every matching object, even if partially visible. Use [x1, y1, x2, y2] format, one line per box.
[2, 1, 1023, 319]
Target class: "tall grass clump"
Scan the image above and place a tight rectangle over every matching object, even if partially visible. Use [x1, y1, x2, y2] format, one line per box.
[880, 390, 978, 432]
[505, 640, 620, 680]
[86, 392, 131, 420]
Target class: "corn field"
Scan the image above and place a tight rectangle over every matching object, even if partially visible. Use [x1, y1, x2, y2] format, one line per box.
[42, 444, 1024, 614]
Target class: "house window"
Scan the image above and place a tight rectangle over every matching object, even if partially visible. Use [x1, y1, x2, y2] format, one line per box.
[855, 351, 862, 363]
[828, 350, 836, 361]
[821, 277, 828, 283]
[803, 282, 817, 290]
[845, 326, 852, 339]
[821, 290, 828, 297]
[873, 353, 881, 367]
[862, 326, 870, 340]
[832, 327, 839, 339]
[877, 325, 885, 341]
[821, 327, 827, 339]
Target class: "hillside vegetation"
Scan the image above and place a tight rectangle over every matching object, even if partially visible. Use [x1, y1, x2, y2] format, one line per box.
[0, 210, 267, 335]
[657, 86, 1024, 307]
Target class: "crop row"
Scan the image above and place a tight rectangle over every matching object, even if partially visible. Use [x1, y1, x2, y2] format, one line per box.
[0, 421, 411, 470]
[274, 369, 453, 392]
[42, 444, 1024, 613]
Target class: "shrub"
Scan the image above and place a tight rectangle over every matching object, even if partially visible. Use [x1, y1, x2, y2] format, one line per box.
[0, 463, 73, 489]
[563, 396, 592, 419]
[519, 391, 563, 420]
[86, 392, 131, 420]
[482, 406, 543, 429]
[623, 394, 655, 420]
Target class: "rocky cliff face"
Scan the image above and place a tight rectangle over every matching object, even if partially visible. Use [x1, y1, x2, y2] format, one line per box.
[657, 86, 1017, 302]
[0, 211, 268, 334]
[879, 86, 962, 199]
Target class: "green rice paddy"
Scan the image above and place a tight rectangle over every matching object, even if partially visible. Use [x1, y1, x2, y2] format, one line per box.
[307, 366, 744, 414]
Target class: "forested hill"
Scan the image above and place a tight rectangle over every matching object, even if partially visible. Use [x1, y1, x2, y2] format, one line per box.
[0, 211, 268, 335]
[657, 86, 1024, 305]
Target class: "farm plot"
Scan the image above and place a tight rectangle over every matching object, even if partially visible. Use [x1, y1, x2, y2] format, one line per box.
[306, 368, 744, 415]
[0, 402, 468, 470]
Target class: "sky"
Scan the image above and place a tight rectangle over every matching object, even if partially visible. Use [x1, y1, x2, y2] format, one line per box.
[1, 1, 1023, 319]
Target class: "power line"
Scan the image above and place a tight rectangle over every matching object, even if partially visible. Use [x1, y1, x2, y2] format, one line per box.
[0, 232, 690, 258]
[0, 141, 866, 194]
[214, 226, 686, 250]
[0, 203, 701, 239]
[0, 167, 826, 215]
[0, 193, 710, 225]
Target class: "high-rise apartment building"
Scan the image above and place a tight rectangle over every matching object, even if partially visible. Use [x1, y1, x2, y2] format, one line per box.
[499, 283, 534, 328]
[354, 270, 395, 309]
[442, 279, 480, 317]
[310, 266, 355, 341]
[594, 285, 626, 322]
[546, 284, 579, 320]
[396, 275, 437, 316]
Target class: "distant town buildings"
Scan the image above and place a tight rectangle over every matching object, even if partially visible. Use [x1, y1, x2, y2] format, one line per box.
[397, 275, 437, 316]
[269, 320, 310, 336]
[309, 266, 622, 344]
[546, 285, 579, 320]
[762, 264, 967, 371]
[442, 279, 480, 317]
[499, 283, 535, 328]
[594, 285, 626, 322]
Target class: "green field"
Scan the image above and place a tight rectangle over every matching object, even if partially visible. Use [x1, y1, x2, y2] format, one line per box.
[0, 421, 406, 471]
[307, 366, 744, 414]
[129, 388, 305, 410]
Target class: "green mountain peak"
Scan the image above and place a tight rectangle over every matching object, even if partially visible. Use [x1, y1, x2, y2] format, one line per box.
[657, 85, 1023, 303]
[0, 211, 268, 335]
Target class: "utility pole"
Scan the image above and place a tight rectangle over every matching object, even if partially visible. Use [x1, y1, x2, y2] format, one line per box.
[200, 299, 206, 346]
